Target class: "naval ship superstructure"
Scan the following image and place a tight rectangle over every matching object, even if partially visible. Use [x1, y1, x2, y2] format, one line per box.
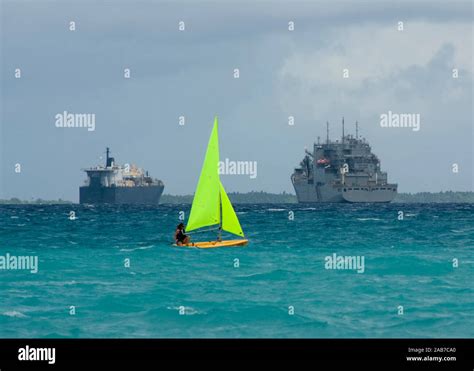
[80, 148, 164, 205]
[291, 120, 397, 203]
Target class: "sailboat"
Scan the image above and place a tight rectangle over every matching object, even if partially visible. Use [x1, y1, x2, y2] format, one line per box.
[179, 117, 248, 249]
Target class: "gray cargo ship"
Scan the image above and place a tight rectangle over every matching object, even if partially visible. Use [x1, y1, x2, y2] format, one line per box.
[80, 148, 164, 205]
[291, 120, 397, 203]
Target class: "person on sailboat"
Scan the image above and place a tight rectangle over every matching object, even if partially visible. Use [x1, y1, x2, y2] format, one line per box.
[174, 223, 190, 245]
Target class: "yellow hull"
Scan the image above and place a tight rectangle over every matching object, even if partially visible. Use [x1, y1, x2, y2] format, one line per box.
[176, 239, 248, 249]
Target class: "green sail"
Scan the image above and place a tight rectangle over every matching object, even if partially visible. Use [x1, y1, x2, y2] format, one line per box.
[186, 117, 221, 232]
[220, 181, 244, 237]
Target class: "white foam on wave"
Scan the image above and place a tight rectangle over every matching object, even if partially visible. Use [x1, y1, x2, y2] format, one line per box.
[3, 311, 27, 318]
[57, 280, 77, 286]
[44, 280, 77, 286]
[267, 208, 286, 212]
[167, 306, 202, 315]
[120, 245, 153, 252]
[357, 218, 381, 221]
[451, 227, 474, 233]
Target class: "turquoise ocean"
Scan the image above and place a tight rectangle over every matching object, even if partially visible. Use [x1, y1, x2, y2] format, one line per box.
[0, 203, 473, 338]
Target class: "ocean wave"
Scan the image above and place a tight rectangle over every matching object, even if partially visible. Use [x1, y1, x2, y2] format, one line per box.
[267, 208, 286, 212]
[40, 280, 77, 287]
[120, 245, 154, 252]
[3, 311, 27, 318]
[54, 280, 77, 286]
[167, 306, 202, 315]
[451, 227, 474, 233]
[235, 269, 291, 280]
[357, 218, 381, 221]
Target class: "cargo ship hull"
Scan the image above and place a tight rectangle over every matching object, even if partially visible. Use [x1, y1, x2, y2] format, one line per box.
[293, 182, 396, 203]
[79, 185, 164, 205]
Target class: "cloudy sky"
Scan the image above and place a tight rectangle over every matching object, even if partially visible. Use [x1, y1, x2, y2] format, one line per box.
[1, 0, 472, 201]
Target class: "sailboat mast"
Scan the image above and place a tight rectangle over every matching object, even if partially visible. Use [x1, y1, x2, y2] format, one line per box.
[218, 191, 223, 241]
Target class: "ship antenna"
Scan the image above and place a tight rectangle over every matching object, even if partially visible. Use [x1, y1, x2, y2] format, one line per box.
[326, 121, 329, 144]
[356, 121, 359, 139]
[342, 117, 345, 144]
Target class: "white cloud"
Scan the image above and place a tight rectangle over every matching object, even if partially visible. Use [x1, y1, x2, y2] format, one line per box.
[277, 21, 472, 118]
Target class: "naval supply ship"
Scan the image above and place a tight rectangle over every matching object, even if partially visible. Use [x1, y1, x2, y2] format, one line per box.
[79, 148, 164, 205]
[291, 119, 397, 203]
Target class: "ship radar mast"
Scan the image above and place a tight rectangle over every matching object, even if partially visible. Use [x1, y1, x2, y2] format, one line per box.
[105, 147, 114, 167]
[326, 121, 329, 144]
[342, 117, 345, 144]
